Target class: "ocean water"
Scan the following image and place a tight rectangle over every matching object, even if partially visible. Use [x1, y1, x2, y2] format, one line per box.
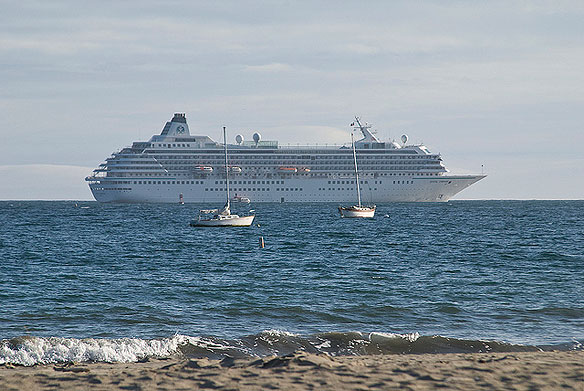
[0, 200, 582, 365]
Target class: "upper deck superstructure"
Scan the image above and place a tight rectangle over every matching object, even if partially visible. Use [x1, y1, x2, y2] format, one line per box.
[86, 113, 485, 203]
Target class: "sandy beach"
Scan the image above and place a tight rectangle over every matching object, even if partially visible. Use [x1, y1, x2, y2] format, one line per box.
[1, 351, 582, 390]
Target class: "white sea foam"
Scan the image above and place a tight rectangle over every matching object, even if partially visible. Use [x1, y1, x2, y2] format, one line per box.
[181, 335, 230, 350]
[1, 332, 562, 365]
[368, 332, 421, 343]
[313, 340, 331, 350]
[0, 335, 192, 366]
[259, 330, 299, 337]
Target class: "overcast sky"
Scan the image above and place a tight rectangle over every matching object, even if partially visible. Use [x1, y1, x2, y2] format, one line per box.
[1, 0, 582, 200]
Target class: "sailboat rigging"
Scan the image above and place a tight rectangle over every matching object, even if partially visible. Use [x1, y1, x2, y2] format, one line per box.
[190, 127, 255, 227]
[338, 131, 376, 218]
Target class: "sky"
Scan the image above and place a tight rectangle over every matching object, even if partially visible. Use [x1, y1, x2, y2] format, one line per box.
[1, 0, 583, 200]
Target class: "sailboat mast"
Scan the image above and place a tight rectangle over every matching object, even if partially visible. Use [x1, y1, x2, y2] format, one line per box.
[223, 126, 230, 205]
[352, 132, 362, 207]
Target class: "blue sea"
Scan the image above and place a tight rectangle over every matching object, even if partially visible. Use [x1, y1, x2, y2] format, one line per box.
[0, 200, 582, 365]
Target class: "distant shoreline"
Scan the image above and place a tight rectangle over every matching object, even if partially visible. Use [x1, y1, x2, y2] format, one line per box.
[1, 199, 583, 202]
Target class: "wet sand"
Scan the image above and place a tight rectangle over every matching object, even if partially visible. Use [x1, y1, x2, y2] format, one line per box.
[1, 351, 582, 390]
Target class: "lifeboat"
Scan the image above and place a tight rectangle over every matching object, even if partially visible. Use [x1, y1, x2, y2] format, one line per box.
[227, 166, 242, 173]
[279, 167, 298, 173]
[231, 195, 251, 203]
[194, 166, 213, 172]
[299, 168, 311, 172]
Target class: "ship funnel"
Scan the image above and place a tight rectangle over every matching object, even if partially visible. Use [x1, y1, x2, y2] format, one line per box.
[160, 113, 190, 136]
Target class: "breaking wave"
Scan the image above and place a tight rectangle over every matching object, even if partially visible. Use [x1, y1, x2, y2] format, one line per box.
[2, 331, 582, 366]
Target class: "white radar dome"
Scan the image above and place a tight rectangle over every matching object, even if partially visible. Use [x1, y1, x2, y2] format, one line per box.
[235, 134, 244, 145]
[253, 132, 261, 144]
[401, 134, 408, 144]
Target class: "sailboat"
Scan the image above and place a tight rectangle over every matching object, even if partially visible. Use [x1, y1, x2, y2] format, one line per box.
[190, 127, 255, 227]
[339, 132, 376, 218]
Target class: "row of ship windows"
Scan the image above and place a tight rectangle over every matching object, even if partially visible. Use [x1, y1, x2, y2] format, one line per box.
[329, 180, 371, 184]
[111, 161, 441, 167]
[158, 144, 192, 148]
[138, 150, 425, 157]
[127, 180, 290, 185]
[98, 174, 439, 184]
[121, 178, 418, 186]
[320, 187, 378, 191]
[207, 187, 302, 192]
[115, 157, 438, 164]
[132, 180, 204, 185]
[100, 172, 437, 184]
[121, 179, 412, 187]
[118, 172, 439, 178]
[109, 166, 442, 172]
[135, 153, 432, 159]
[214, 180, 284, 185]
[322, 181, 409, 186]
[316, 181, 411, 191]
[94, 183, 412, 193]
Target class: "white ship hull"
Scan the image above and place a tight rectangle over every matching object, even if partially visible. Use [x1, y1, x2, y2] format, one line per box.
[89, 174, 485, 203]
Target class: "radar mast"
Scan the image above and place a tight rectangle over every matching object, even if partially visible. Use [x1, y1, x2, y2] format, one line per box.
[353, 116, 380, 143]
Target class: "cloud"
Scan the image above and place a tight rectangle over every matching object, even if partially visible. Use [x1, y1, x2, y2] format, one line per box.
[451, 157, 584, 200]
[338, 44, 381, 55]
[243, 63, 293, 72]
[0, 1, 583, 199]
[258, 125, 350, 145]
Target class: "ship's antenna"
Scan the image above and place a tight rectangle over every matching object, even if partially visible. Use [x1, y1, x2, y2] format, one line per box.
[353, 116, 379, 142]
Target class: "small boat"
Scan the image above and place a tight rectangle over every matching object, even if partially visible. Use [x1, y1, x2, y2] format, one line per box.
[192, 205, 255, 227]
[191, 127, 255, 227]
[299, 168, 311, 172]
[279, 167, 298, 173]
[223, 166, 242, 173]
[194, 166, 213, 172]
[338, 204, 376, 218]
[232, 195, 251, 204]
[339, 124, 376, 218]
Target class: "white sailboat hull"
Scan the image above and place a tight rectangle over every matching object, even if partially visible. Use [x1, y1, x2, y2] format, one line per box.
[191, 214, 255, 227]
[339, 206, 376, 218]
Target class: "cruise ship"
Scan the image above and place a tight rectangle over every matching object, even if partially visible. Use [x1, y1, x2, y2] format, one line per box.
[86, 113, 485, 203]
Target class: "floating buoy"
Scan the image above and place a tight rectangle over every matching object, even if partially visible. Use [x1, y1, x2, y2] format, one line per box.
[259, 236, 265, 248]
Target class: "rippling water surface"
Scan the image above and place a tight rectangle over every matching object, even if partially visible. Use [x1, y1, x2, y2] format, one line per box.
[0, 201, 582, 364]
